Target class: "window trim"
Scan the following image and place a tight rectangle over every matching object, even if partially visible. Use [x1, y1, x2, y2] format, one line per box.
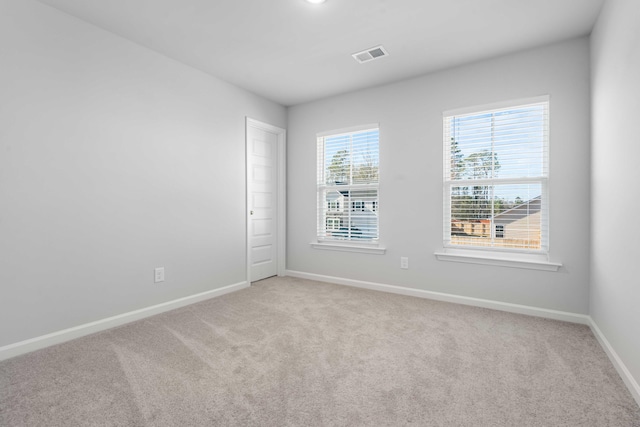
[442, 96, 550, 119]
[434, 248, 561, 271]
[310, 241, 386, 255]
[437, 96, 561, 270]
[314, 124, 385, 253]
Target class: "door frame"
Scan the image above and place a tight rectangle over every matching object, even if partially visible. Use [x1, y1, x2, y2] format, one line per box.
[245, 117, 286, 283]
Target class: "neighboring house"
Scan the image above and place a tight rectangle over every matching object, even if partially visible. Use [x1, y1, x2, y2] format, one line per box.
[450, 196, 541, 242]
[325, 189, 378, 238]
[493, 196, 541, 241]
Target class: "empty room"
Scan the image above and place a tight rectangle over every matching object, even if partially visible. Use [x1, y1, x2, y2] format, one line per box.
[1, 0, 639, 425]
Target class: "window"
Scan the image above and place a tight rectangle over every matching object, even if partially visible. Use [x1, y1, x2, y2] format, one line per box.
[443, 97, 549, 253]
[327, 200, 340, 212]
[317, 125, 379, 243]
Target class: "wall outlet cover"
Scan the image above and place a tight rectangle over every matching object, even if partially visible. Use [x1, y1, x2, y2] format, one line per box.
[154, 267, 165, 283]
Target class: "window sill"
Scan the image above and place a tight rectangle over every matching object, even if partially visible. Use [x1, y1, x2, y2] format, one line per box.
[434, 249, 562, 271]
[310, 242, 386, 255]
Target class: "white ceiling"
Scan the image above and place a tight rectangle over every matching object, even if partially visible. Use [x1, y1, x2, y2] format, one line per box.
[37, 0, 604, 106]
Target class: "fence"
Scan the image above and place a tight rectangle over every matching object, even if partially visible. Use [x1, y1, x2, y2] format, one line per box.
[450, 235, 541, 250]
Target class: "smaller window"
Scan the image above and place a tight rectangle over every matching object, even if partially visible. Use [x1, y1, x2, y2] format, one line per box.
[352, 201, 365, 212]
[495, 225, 504, 238]
[317, 125, 379, 243]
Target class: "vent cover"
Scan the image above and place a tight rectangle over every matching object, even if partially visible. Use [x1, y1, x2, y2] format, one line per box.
[352, 45, 388, 63]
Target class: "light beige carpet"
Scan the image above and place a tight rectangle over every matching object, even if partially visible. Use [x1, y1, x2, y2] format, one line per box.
[1, 276, 639, 426]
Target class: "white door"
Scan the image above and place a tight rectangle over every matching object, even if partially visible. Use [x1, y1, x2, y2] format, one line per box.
[246, 119, 284, 282]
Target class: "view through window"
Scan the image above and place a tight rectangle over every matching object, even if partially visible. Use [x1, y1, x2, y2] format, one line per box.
[443, 98, 549, 251]
[317, 126, 379, 242]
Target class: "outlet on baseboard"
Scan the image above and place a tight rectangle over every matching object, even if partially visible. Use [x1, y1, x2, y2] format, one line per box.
[154, 267, 165, 283]
[400, 257, 409, 269]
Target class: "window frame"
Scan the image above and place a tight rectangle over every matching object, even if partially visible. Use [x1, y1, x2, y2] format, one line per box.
[436, 96, 561, 271]
[312, 124, 385, 255]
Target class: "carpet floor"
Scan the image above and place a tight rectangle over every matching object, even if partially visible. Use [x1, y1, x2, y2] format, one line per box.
[1, 276, 639, 426]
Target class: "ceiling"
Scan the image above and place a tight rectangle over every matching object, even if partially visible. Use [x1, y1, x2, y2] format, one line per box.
[37, 0, 605, 106]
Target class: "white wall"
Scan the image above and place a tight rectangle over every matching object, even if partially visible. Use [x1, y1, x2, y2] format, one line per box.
[590, 0, 640, 394]
[288, 38, 591, 314]
[0, 0, 286, 347]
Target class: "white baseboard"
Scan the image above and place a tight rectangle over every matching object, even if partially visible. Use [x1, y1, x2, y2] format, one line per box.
[588, 318, 640, 406]
[0, 281, 249, 362]
[285, 270, 590, 324]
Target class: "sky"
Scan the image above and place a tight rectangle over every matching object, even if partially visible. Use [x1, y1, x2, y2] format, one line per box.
[447, 102, 547, 202]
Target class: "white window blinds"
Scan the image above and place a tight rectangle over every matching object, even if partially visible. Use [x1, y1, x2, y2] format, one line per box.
[443, 98, 549, 252]
[317, 126, 379, 242]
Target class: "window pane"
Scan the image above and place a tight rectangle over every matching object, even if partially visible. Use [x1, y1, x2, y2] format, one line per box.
[320, 188, 378, 240]
[449, 183, 543, 250]
[446, 103, 548, 180]
[323, 130, 379, 185]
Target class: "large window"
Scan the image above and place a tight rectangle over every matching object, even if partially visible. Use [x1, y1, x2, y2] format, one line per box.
[317, 125, 379, 242]
[443, 97, 549, 253]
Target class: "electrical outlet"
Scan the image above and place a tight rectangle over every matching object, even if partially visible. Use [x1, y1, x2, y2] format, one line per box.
[154, 267, 165, 283]
[400, 257, 409, 269]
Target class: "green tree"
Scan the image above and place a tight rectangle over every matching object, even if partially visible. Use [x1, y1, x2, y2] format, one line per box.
[450, 137, 465, 180]
[450, 138, 469, 220]
[464, 150, 500, 219]
[327, 150, 350, 184]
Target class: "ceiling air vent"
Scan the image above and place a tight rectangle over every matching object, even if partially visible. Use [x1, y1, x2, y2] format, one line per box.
[352, 45, 388, 64]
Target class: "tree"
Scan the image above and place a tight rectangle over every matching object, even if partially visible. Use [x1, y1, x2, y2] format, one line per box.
[327, 150, 350, 184]
[464, 150, 500, 219]
[353, 153, 379, 183]
[450, 137, 465, 180]
[328, 150, 379, 184]
[449, 138, 470, 220]
[464, 150, 498, 179]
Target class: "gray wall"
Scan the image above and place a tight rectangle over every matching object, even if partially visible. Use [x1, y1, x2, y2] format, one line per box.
[287, 38, 591, 314]
[590, 0, 640, 394]
[0, 0, 286, 347]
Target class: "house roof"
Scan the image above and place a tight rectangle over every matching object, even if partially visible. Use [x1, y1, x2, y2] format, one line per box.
[494, 195, 542, 222]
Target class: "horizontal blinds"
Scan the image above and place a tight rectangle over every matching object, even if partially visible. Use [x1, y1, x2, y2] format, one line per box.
[317, 128, 379, 241]
[319, 129, 379, 186]
[444, 102, 549, 180]
[443, 100, 549, 251]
